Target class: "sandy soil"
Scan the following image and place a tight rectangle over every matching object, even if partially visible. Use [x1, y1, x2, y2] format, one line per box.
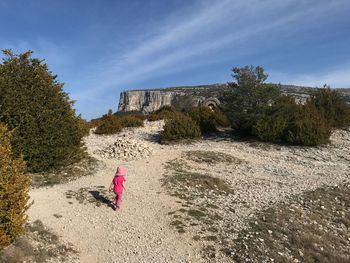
[27, 121, 350, 263]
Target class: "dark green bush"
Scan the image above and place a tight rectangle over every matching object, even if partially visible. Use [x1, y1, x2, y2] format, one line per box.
[253, 96, 295, 142]
[0, 124, 31, 248]
[147, 106, 177, 121]
[253, 96, 331, 146]
[160, 113, 201, 143]
[310, 86, 350, 128]
[94, 110, 122, 135]
[189, 106, 230, 133]
[285, 102, 331, 146]
[0, 50, 85, 172]
[119, 115, 144, 128]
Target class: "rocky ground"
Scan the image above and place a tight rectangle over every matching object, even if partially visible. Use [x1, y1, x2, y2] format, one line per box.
[9, 121, 350, 262]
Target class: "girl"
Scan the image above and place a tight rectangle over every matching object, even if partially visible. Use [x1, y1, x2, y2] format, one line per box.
[109, 166, 127, 210]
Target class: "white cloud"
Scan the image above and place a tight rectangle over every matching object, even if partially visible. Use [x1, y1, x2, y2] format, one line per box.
[73, 0, 350, 100]
[271, 65, 350, 88]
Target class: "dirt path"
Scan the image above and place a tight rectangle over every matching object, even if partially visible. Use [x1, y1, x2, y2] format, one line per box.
[27, 122, 350, 263]
[28, 123, 211, 263]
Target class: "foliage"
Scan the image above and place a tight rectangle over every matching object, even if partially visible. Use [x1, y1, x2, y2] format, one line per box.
[284, 102, 331, 146]
[253, 96, 331, 146]
[147, 106, 177, 121]
[115, 111, 146, 121]
[76, 115, 90, 137]
[94, 110, 122, 135]
[160, 112, 201, 143]
[119, 115, 144, 128]
[189, 106, 230, 133]
[0, 124, 31, 248]
[222, 66, 281, 135]
[310, 86, 350, 128]
[0, 50, 84, 172]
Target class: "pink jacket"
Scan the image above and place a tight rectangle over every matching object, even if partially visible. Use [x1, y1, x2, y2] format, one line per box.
[113, 175, 126, 193]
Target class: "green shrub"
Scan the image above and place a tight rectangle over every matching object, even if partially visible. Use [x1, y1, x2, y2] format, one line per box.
[0, 50, 84, 172]
[147, 106, 177, 121]
[253, 96, 295, 142]
[189, 106, 230, 133]
[94, 110, 122, 135]
[119, 115, 144, 128]
[285, 102, 331, 146]
[160, 113, 201, 143]
[310, 86, 350, 128]
[253, 97, 331, 146]
[0, 124, 31, 248]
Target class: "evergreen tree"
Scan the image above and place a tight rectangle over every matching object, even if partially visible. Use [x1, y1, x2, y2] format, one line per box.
[0, 50, 84, 172]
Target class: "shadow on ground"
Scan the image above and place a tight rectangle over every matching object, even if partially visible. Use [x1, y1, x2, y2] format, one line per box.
[89, 191, 114, 209]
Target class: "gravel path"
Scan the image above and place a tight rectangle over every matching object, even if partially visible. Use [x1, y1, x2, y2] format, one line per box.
[27, 122, 350, 263]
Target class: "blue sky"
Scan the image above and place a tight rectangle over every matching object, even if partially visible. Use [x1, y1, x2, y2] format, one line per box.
[1, 0, 350, 119]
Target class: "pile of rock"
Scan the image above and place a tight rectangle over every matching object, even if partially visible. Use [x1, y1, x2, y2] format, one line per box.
[95, 137, 152, 161]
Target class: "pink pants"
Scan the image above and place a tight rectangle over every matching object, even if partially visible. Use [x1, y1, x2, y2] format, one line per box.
[114, 192, 123, 208]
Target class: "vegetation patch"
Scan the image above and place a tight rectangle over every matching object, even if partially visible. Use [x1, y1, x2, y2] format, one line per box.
[159, 113, 201, 144]
[65, 186, 114, 207]
[0, 220, 77, 263]
[183, 150, 243, 165]
[30, 155, 99, 188]
[227, 184, 350, 262]
[163, 157, 235, 259]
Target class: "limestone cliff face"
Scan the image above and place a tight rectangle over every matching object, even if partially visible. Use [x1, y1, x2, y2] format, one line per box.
[118, 84, 350, 113]
[118, 90, 174, 113]
[118, 84, 229, 113]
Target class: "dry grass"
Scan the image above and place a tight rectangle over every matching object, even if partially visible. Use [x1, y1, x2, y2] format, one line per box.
[227, 184, 350, 263]
[163, 156, 236, 260]
[183, 150, 243, 165]
[0, 220, 77, 263]
[31, 155, 99, 188]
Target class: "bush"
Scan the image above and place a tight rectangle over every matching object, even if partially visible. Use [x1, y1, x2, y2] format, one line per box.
[0, 50, 84, 172]
[253, 97, 331, 146]
[285, 102, 331, 146]
[76, 115, 90, 137]
[147, 106, 177, 121]
[119, 115, 144, 128]
[0, 124, 31, 248]
[160, 113, 201, 143]
[310, 86, 350, 128]
[253, 96, 295, 142]
[115, 111, 146, 121]
[189, 106, 230, 133]
[94, 110, 122, 135]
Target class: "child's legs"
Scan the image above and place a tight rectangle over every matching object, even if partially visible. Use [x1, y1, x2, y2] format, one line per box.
[115, 192, 123, 208]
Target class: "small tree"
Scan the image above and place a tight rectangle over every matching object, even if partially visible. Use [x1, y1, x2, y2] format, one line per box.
[222, 66, 281, 135]
[0, 124, 31, 248]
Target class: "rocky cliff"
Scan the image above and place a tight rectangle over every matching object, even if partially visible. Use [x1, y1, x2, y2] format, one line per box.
[118, 84, 350, 113]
